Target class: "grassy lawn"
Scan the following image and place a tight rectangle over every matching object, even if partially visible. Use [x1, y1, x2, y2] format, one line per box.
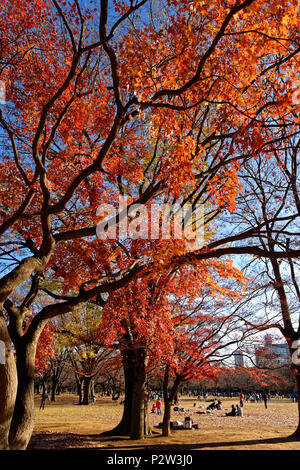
[27, 394, 300, 450]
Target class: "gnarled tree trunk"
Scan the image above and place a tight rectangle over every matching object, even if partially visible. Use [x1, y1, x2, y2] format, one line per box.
[130, 347, 147, 440]
[106, 346, 149, 440]
[82, 376, 92, 405]
[8, 341, 38, 450]
[0, 317, 17, 450]
[162, 366, 182, 437]
[106, 348, 134, 436]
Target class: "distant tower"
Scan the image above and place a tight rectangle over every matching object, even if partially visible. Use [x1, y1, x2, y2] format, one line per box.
[234, 349, 244, 368]
[264, 334, 273, 349]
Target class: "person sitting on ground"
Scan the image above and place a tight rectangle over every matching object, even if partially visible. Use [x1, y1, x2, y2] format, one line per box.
[206, 400, 217, 411]
[151, 404, 157, 413]
[226, 405, 237, 417]
[216, 400, 222, 410]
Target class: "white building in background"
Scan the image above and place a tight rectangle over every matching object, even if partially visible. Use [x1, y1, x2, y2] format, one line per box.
[234, 349, 245, 368]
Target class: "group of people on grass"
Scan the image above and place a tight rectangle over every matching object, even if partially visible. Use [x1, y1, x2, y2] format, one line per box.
[225, 404, 243, 417]
[151, 393, 247, 418]
[206, 400, 223, 412]
[225, 393, 244, 417]
[204, 394, 245, 417]
[39, 388, 270, 419]
[151, 399, 162, 414]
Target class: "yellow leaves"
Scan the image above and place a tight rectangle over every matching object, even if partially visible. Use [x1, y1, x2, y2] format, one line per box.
[281, 14, 290, 26]
[80, 350, 97, 360]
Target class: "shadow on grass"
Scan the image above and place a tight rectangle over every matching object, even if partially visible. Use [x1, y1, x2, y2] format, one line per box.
[28, 430, 300, 451]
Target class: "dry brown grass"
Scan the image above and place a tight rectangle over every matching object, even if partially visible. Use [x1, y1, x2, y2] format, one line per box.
[28, 394, 300, 450]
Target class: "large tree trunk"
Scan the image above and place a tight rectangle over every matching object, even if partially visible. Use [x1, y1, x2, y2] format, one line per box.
[144, 392, 151, 437]
[130, 347, 147, 440]
[103, 346, 149, 440]
[74, 373, 84, 405]
[50, 375, 58, 402]
[0, 317, 17, 450]
[8, 342, 37, 450]
[162, 367, 171, 437]
[82, 376, 92, 405]
[105, 348, 134, 436]
[162, 404, 171, 437]
[162, 367, 182, 437]
[90, 378, 95, 399]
